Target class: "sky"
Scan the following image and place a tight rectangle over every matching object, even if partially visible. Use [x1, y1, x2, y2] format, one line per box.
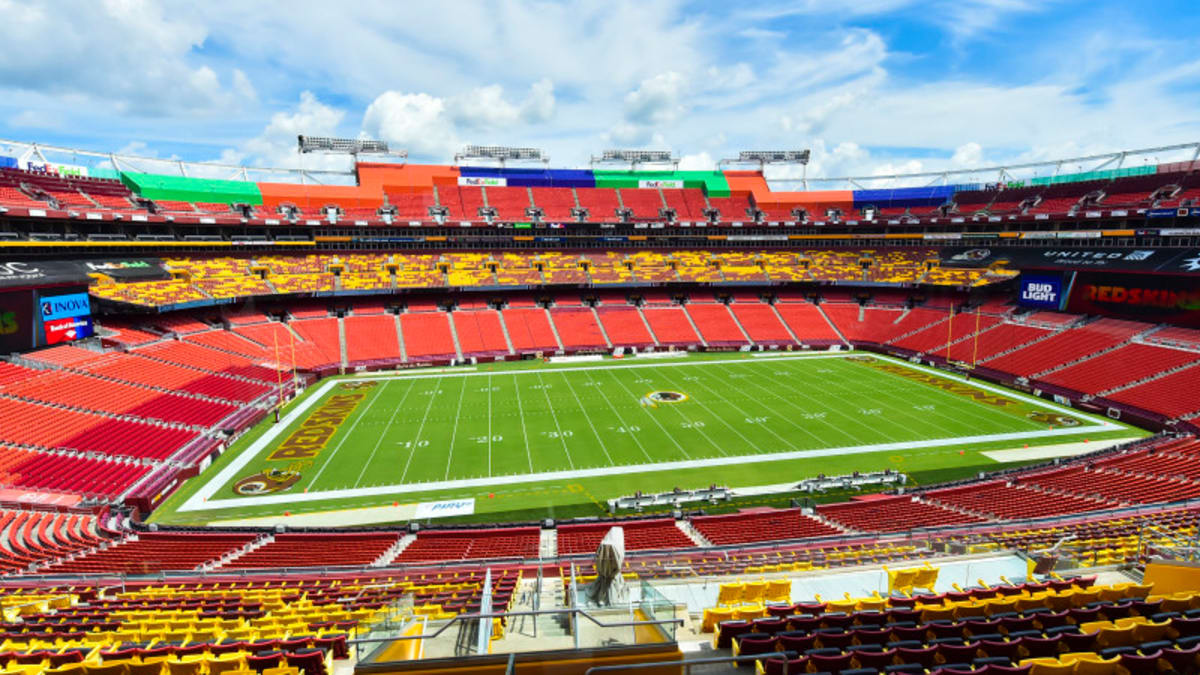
[1, 0, 1199, 184]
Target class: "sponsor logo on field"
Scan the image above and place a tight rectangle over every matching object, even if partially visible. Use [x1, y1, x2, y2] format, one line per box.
[233, 468, 302, 495]
[1027, 411, 1081, 427]
[846, 355, 878, 363]
[266, 393, 367, 461]
[339, 381, 378, 390]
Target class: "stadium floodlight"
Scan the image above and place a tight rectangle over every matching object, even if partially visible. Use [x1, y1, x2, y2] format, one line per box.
[726, 150, 811, 165]
[297, 135, 403, 157]
[455, 145, 546, 165]
[591, 149, 679, 169]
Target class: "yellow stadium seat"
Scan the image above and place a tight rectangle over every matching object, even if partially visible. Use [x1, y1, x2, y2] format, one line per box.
[765, 579, 791, 604]
[1021, 658, 1075, 675]
[717, 583, 744, 607]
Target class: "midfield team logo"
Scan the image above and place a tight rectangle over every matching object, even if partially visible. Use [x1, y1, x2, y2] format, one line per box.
[640, 390, 689, 408]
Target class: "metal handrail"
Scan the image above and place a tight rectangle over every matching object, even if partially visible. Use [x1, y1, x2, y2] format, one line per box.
[584, 650, 803, 675]
[350, 607, 683, 647]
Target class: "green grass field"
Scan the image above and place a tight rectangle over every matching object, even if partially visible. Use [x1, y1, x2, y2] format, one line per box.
[150, 351, 1146, 527]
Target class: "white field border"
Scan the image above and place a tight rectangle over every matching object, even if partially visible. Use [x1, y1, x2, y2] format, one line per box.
[177, 352, 1123, 513]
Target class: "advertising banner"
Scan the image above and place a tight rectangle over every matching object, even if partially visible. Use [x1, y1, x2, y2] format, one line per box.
[0, 260, 91, 289]
[42, 315, 94, 345]
[940, 246, 1200, 275]
[1066, 272, 1200, 327]
[39, 291, 90, 322]
[1017, 273, 1065, 310]
[458, 176, 506, 187]
[17, 159, 89, 178]
[638, 179, 683, 189]
[77, 258, 167, 281]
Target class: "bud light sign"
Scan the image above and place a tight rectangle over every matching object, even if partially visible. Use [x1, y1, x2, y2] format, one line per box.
[1019, 274, 1064, 309]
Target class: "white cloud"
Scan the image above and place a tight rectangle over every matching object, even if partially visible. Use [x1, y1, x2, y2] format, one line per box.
[226, 91, 350, 170]
[623, 72, 688, 126]
[363, 91, 459, 159]
[520, 78, 556, 123]
[951, 142, 985, 167]
[678, 152, 716, 170]
[0, 0, 250, 115]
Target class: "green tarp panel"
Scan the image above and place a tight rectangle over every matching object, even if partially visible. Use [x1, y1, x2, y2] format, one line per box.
[120, 172, 264, 205]
[1029, 164, 1156, 186]
[590, 170, 730, 197]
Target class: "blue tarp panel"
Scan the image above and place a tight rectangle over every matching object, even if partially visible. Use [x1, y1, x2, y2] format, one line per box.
[546, 169, 595, 188]
[0, 156, 16, 169]
[852, 185, 956, 208]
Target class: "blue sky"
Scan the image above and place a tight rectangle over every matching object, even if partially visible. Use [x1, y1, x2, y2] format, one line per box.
[1, 0, 1198, 181]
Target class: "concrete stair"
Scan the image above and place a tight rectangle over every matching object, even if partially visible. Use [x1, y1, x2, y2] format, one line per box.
[207, 533, 272, 571]
[723, 303, 755, 346]
[445, 311, 464, 361]
[636, 306, 661, 347]
[495, 309, 516, 355]
[544, 308, 565, 352]
[336, 316, 349, 368]
[769, 303, 802, 345]
[590, 307, 613, 350]
[539, 528, 557, 559]
[680, 304, 709, 348]
[373, 533, 416, 567]
[675, 520, 711, 547]
[393, 313, 408, 362]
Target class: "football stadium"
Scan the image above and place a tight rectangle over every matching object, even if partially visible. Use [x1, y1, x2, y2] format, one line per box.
[3, 3, 1200, 673]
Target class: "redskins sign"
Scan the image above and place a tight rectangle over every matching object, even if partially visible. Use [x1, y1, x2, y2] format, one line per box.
[233, 469, 302, 495]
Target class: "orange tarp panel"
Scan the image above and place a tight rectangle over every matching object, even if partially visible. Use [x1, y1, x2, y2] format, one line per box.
[257, 182, 384, 209]
[357, 162, 459, 193]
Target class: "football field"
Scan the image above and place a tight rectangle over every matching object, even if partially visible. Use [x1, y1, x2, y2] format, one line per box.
[152, 351, 1144, 526]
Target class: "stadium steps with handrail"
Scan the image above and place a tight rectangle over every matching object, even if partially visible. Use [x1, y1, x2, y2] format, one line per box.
[675, 519, 711, 547]
[372, 533, 416, 567]
[539, 528, 557, 559]
[445, 310, 465, 361]
[722, 302, 756, 347]
[544, 307, 565, 353]
[589, 306, 613, 350]
[635, 306, 662, 348]
[336, 316, 349, 368]
[679, 302, 709, 348]
[815, 303, 851, 346]
[393, 312, 407, 362]
[494, 308, 516, 355]
[805, 510, 859, 535]
[768, 302, 803, 345]
[206, 533, 273, 571]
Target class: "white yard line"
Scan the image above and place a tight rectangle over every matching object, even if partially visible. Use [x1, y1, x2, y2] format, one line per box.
[538, 372, 576, 469]
[513, 373, 534, 473]
[399, 375, 443, 483]
[443, 377, 469, 480]
[487, 374, 493, 477]
[178, 351, 1120, 513]
[588, 370, 657, 463]
[560, 372, 615, 467]
[352, 379, 415, 488]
